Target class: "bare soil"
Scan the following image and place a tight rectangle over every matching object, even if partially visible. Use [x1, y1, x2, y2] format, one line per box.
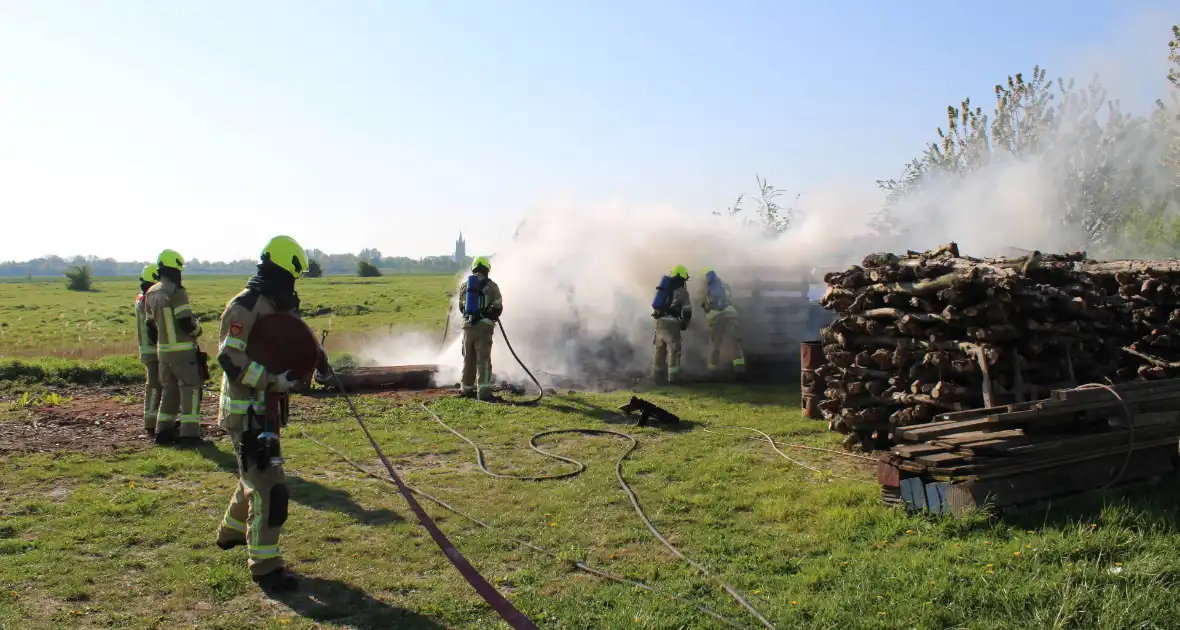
[2, 386, 459, 454]
[0, 390, 230, 455]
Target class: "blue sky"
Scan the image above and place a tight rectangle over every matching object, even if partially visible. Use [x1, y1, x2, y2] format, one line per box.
[0, 0, 1170, 262]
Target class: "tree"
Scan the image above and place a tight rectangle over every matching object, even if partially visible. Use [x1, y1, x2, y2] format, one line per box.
[873, 59, 1180, 254]
[713, 175, 798, 236]
[1169, 25, 1179, 89]
[64, 265, 92, 291]
[305, 260, 323, 278]
[356, 260, 382, 277]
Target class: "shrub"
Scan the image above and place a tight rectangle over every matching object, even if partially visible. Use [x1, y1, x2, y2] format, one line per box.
[64, 265, 92, 292]
[306, 260, 323, 278]
[356, 261, 382, 277]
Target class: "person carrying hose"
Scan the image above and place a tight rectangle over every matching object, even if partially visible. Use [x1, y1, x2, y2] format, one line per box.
[458, 256, 503, 400]
[650, 265, 692, 384]
[213, 235, 326, 593]
[700, 267, 746, 380]
[135, 263, 161, 436]
[144, 249, 206, 445]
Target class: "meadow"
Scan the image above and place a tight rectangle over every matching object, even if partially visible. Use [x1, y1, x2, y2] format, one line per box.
[0, 274, 456, 359]
[2, 274, 1180, 629]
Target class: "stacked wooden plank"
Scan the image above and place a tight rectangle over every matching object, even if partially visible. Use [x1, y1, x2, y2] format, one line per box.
[879, 379, 1180, 515]
[818, 243, 1128, 450]
[1083, 260, 1180, 381]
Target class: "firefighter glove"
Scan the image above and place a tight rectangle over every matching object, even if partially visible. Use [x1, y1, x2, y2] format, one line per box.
[274, 370, 300, 392]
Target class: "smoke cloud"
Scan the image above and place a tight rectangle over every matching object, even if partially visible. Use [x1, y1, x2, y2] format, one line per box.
[355, 16, 1180, 392]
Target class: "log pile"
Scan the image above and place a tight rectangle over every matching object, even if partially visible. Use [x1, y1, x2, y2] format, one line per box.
[818, 243, 1129, 451]
[879, 379, 1180, 515]
[1083, 260, 1180, 381]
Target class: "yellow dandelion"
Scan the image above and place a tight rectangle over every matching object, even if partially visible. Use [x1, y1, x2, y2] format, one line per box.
[549, 522, 557, 527]
[983, 541, 992, 545]
[985, 563, 994, 569]
[1115, 562, 1123, 567]
[753, 590, 761, 595]
[878, 612, 888, 616]
[128, 480, 136, 488]
[1013, 552, 1022, 557]
[905, 529, 914, 534]
[790, 601, 798, 606]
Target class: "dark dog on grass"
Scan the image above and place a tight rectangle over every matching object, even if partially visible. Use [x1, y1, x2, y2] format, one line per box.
[617, 396, 680, 427]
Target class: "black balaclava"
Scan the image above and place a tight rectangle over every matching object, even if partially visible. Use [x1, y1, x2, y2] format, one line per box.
[246, 261, 299, 311]
[139, 280, 154, 294]
[159, 265, 182, 288]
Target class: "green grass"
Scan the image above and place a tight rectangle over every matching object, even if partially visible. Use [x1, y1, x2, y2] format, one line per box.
[0, 274, 456, 359]
[2, 385, 1179, 629]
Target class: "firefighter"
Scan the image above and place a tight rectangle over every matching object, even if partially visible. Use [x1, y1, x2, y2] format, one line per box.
[214, 235, 325, 592]
[135, 264, 161, 435]
[700, 268, 746, 379]
[145, 249, 206, 445]
[457, 256, 502, 400]
[651, 265, 692, 384]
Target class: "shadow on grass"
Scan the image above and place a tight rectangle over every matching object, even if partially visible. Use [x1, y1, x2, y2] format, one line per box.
[195, 441, 403, 526]
[1001, 481, 1180, 532]
[271, 575, 446, 629]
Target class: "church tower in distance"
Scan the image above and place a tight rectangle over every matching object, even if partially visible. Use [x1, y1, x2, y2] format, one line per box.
[454, 232, 466, 263]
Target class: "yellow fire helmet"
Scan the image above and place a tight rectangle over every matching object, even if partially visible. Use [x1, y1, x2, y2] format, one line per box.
[670, 265, 689, 280]
[139, 263, 159, 283]
[157, 249, 185, 271]
[471, 256, 491, 273]
[262, 235, 308, 279]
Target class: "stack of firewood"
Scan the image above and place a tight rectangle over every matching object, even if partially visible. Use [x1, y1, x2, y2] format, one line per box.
[1083, 260, 1180, 381]
[818, 243, 1128, 451]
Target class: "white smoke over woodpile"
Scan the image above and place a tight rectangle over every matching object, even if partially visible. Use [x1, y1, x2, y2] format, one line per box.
[361, 16, 1179, 391]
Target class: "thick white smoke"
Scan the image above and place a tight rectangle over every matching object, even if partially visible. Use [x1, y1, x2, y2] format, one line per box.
[352, 16, 1179, 391]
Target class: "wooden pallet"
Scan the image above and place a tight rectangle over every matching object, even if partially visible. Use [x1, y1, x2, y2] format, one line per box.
[880, 378, 1180, 515]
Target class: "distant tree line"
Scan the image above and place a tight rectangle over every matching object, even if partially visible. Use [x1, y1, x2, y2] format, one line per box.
[0, 250, 473, 277]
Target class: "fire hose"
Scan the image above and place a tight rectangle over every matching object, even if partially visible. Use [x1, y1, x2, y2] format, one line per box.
[322, 366, 541, 630]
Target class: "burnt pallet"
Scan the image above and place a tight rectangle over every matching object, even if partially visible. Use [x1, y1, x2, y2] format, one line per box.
[317, 365, 439, 391]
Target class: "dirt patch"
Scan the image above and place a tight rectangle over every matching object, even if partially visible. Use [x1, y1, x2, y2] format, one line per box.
[0, 389, 226, 455]
[366, 388, 456, 404]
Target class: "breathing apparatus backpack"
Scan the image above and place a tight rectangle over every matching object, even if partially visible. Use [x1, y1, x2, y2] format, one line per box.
[705, 271, 731, 311]
[651, 275, 678, 317]
[464, 274, 485, 324]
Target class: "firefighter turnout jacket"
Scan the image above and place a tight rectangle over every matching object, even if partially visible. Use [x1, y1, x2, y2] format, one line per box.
[216, 288, 291, 431]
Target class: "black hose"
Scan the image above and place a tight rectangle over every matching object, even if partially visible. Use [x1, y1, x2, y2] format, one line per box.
[493, 319, 544, 407]
[419, 403, 776, 629]
[295, 425, 749, 629]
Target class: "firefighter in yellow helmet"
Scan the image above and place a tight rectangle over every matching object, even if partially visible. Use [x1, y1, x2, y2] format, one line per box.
[144, 249, 207, 445]
[457, 256, 503, 400]
[214, 235, 326, 592]
[699, 267, 746, 379]
[651, 265, 693, 384]
[135, 264, 161, 436]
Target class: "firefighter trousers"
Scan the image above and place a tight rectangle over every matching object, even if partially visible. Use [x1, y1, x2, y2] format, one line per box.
[217, 429, 288, 576]
[157, 351, 203, 439]
[141, 357, 161, 433]
[652, 318, 683, 383]
[707, 311, 746, 377]
[461, 322, 495, 400]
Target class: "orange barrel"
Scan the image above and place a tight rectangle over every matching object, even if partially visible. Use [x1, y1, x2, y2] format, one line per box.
[800, 340, 826, 419]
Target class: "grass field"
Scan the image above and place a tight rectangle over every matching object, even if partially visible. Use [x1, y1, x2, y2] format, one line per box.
[2, 275, 1180, 629]
[0, 274, 456, 359]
